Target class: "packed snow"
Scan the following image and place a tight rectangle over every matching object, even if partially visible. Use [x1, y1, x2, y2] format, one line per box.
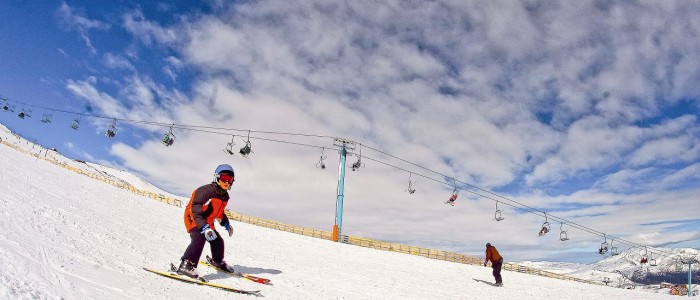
[0, 125, 682, 299]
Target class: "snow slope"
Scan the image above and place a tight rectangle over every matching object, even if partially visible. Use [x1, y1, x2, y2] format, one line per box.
[521, 247, 700, 289]
[0, 126, 681, 299]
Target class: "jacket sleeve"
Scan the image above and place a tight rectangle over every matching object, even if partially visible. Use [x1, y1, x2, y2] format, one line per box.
[190, 187, 210, 230]
[219, 212, 230, 226]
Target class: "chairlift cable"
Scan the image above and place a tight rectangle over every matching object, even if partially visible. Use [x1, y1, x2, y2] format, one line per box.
[1, 95, 681, 258]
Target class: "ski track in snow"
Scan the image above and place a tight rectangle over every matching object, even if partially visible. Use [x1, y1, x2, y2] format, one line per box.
[0, 127, 682, 299]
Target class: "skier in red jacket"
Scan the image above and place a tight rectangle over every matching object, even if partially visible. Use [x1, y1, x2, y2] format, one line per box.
[176, 164, 236, 278]
[484, 243, 504, 286]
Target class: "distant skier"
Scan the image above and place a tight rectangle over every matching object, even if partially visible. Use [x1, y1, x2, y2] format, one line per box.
[483, 243, 503, 286]
[176, 164, 236, 278]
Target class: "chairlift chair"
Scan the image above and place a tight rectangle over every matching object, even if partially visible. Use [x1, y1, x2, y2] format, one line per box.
[105, 127, 117, 138]
[538, 213, 550, 236]
[41, 114, 52, 123]
[598, 235, 609, 255]
[316, 148, 327, 169]
[105, 119, 117, 138]
[610, 240, 620, 256]
[71, 118, 80, 130]
[407, 181, 416, 194]
[2, 104, 9, 111]
[559, 223, 569, 241]
[223, 136, 236, 155]
[494, 202, 504, 221]
[18, 109, 30, 119]
[649, 258, 657, 266]
[239, 131, 252, 157]
[640, 248, 649, 264]
[405, 173, 416, 194]
[351, 144, 363, 171]
[445, 191, 458, 206]
[239, 140, 252, 156]
[161, 125, 175, 146]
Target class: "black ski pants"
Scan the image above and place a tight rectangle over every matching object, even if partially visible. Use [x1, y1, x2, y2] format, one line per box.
[181, 228, 225, 266]
[492, 259, 503, 284]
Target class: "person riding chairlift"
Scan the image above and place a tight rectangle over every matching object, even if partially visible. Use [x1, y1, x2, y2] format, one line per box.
[446, 193, 458, 206]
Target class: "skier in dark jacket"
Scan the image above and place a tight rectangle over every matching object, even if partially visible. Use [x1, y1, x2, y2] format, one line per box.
[484, 243, 503, 286]
[176, 164, 236, 278]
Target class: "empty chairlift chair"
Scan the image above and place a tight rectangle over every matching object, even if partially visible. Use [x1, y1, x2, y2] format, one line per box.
[559, 223, 569, 241]
[223, 135, 236, 155]
[494, 202, 504, 221]
[610, 240, 620, 256]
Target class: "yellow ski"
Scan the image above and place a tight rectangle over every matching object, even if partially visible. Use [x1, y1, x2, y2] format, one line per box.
[200, 260, 272, 285]
[143, 267, 261, 296]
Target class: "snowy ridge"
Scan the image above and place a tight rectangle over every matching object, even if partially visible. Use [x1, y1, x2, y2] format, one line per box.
[520, 248, 700, 293]
[0, 123, 683, 299]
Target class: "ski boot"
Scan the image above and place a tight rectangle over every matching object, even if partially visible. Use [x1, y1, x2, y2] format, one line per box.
[176, 259, 199, 279]
[207, 256, 235, 273]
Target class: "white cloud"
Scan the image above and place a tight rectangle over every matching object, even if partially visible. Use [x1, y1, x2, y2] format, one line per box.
[57, 2, 109, 54]
[63, 0, 700, 260]
[122, 10, 177, 46]
[103, 53, 135, 71]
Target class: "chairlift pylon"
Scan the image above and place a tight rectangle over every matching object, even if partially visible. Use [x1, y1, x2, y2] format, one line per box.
[162, 124, 175, 146]
[494, 202, 504, 221]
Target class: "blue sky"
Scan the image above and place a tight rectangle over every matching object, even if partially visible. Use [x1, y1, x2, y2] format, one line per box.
[1, 0, 699, 263]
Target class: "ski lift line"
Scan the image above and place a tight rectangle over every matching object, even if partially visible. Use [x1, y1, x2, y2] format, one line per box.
[0, 98, 337, 140]
[3, 94, 678, 257]
[358, 154, 675, 256]
[362, 143, 567, 214]
[361, 147, 667, 253]
[352, 156, 668, 252]
[177, 126, 329, 150]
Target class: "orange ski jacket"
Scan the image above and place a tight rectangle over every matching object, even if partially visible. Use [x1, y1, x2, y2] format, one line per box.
[485, 245, 503, 263]
[183, 182, 230, 232]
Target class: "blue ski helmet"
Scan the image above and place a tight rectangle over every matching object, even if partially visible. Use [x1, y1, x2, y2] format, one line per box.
[214, 164, 235, 176]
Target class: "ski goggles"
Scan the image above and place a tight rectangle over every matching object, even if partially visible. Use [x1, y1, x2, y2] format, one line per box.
[217, 173, 235, 184]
